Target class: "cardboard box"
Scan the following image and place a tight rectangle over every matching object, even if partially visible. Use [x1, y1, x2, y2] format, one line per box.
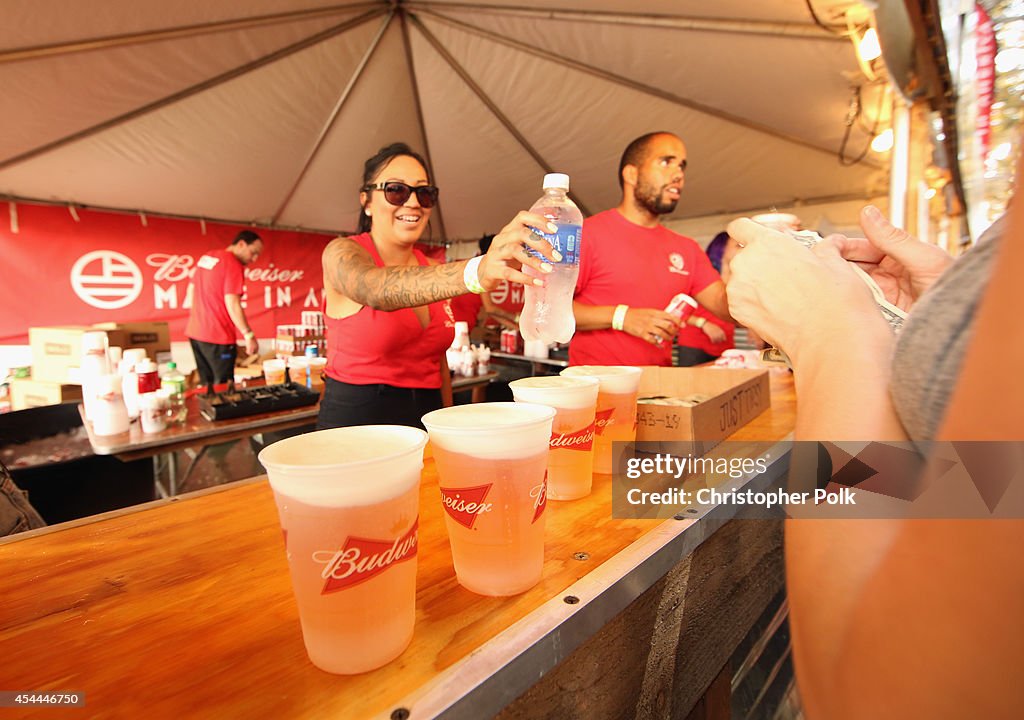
[92, 322, 171, 360]
[28, 326, 90, 384]
[635, 367, 771, 453]
[30, 323, 172, 383]
[11, 378, 83, 411]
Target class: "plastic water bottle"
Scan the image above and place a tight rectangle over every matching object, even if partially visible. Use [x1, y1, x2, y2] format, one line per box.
[519, 173, 583, 344]
[160, 362, 187, 425]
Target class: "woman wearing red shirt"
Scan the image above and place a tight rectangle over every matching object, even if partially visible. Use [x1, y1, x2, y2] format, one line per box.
[317, 143, 558, 429]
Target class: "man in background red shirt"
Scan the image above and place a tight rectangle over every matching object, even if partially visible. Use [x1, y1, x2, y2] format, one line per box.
[570, 132, 733, 366]
[185, 230, 263, 390]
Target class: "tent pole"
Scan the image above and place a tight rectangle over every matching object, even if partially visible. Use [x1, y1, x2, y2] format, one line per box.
[272, 11, 398, 225]
[405, 3, 849, 41]
[417, 9, 882, 170]
[0, 10, 386, 171]
[400, 10, 449, 245]
[0, 3, 381, 65]
[408, 12, 595, 217]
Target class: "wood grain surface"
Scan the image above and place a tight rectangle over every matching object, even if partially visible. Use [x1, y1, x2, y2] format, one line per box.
[0, 370, 795, 719]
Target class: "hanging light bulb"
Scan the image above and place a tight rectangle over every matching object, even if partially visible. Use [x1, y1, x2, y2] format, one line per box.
[858, 27, 882, 62]
[871, 128, 894, 153]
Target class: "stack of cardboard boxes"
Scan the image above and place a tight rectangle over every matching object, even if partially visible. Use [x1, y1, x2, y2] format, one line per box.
[10, 323, 170, 411]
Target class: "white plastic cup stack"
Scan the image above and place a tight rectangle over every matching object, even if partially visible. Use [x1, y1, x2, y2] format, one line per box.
[80, 331, 111, 422]
[92, 374, 130, 436]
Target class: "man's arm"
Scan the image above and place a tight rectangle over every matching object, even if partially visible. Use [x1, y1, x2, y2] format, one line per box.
[573, 301, 680, 345]
[693, 280, 735, 324]
[224, 293, 258, 356]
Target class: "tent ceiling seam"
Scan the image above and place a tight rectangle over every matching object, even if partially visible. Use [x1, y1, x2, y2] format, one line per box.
[0, 9, 387, 172]
[272, 10, 398, 225]
[401, 10, 449, 244]
[408, 11, 595, 217]
[419, 8, 882, 171]
[404, 2, 848, 41]
[0, 2, 380, 64]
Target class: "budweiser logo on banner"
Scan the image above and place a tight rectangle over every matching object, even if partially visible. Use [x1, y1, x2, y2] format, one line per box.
[531, 474, 547, 524]
[439, 484, 494, 529]
[550, 422, 596, 451]
[594, 408, 615, 435]
[312, 518, 419, 594]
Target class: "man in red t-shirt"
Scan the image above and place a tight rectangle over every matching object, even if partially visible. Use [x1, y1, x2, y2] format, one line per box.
[571, 132, 733, 366]
[185, 230, 264, 389]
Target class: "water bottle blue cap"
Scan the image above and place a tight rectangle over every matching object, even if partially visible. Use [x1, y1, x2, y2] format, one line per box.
[542, 173, 569, 191]
[304, 346, 318, 357]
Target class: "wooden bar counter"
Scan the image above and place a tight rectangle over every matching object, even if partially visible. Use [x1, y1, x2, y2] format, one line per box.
[0, 371, 796, 720]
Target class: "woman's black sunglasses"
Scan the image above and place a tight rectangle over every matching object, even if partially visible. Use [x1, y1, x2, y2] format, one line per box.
[364, 182, 440, 209]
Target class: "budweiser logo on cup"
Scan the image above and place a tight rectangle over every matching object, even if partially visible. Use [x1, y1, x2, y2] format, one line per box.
[530, 476, 547, 524]
[594, 408, 615, 434]
[312, 519, 419, 594]
[550, 422, 595, 451]
[439, 484, 494, 529]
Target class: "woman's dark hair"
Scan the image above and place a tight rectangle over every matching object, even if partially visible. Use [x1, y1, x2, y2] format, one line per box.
[705, 231, 730, 273]
[357, 142, 431, 234]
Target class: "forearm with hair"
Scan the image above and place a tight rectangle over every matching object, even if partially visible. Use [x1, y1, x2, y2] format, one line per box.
[324, 238, 467, 310]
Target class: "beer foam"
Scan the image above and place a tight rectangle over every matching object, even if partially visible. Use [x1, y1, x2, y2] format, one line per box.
[421, 402, 555, 459]
[509, 375, 599, 410]
[560, 365, 643, 394]
[258, 426, 427, 506]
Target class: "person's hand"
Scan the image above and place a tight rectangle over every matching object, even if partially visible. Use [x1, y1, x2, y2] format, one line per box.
[244, 336, 259, 356]
[828, 205, 953, 313]
[726, 218, 886, 356]
[622, 307, 681, 346]
[476, 212, 560, 291]
[700, 321, 727, 344]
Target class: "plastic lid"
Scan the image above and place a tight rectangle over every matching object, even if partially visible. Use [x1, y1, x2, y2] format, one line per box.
[135, 359, 157, 373]
[542, 173, 570, 191]
[167, 361, 177, 370]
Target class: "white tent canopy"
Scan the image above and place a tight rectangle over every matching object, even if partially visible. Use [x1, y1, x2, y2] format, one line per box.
[0, 0, 888, 241]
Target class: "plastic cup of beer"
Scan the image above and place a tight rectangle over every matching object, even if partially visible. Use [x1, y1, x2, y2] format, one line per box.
[257, 425, 427, 675]
[559, 366, 643, 474]
[309, 357, 328, 390]
[509, 376, 600, 501]
[262, 358, 286, 385]
[421, 402, 555, 596]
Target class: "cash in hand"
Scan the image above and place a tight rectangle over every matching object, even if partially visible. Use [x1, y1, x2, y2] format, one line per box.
[760, 229, 909, 368]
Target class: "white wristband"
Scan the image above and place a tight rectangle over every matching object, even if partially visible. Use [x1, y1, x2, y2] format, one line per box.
[463, 256, 485, 294]
[611, 304, 629, 332]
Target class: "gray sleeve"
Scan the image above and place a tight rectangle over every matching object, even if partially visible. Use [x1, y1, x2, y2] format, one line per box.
[890, 216, 1004, 443]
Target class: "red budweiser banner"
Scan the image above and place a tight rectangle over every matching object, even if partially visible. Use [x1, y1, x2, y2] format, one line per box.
[975, 3, 996, 159]
[1, 202, 335, 344]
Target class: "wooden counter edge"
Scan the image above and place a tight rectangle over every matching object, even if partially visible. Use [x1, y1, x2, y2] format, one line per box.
[388, 437, 794, 720]
[0, 476, 265, 547]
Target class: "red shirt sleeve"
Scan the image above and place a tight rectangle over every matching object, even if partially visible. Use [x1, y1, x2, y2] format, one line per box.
[686, 242, 721, 297]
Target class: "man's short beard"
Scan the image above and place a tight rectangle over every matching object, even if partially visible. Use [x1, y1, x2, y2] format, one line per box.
[634, 183, 678, 216]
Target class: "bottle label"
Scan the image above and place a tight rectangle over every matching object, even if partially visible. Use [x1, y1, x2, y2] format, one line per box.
[529, 223, 581, 264]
